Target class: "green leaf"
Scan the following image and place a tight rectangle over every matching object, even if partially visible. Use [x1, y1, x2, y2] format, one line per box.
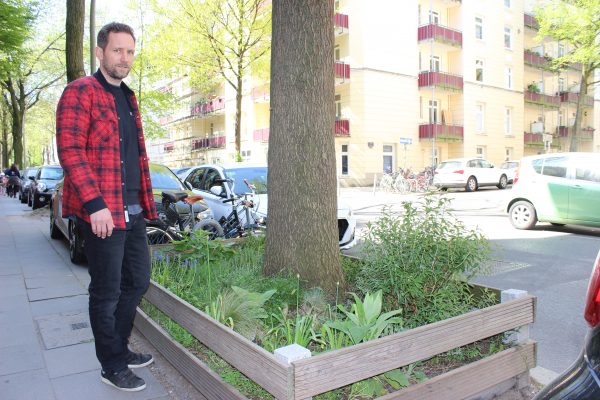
[384, 369, 410, 388]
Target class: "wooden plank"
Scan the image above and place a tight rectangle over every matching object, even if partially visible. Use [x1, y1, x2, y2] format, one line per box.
[134, 309, 247, 400]
[293, 296, 535, 398]
[377, 341, 536, 400]
[145, 281, 289, 399]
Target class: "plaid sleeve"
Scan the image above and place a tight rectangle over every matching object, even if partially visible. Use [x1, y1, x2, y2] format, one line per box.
[56, 83, 106, 210]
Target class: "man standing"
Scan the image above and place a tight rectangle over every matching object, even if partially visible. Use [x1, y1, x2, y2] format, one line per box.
[56, 22, 157, 392]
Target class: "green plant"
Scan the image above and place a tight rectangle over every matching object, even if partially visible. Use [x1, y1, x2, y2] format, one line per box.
[326, 290, 402, 345]
[264, 306, 317, 351]
[171, 230, 236, 262]
[527, 82, 541, 93]
[357, 197, 491, 328]
[205, 286, 276, 340]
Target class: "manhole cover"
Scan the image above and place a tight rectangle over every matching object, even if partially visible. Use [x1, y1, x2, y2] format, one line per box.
[36, 311, 93, 350]
[484, 259, 530, 275]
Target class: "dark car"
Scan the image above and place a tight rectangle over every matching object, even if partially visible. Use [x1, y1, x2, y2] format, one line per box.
[29, 165, 63, 209]
[533, 250, 600, 399]
[50, 162, 213, 264]
[19, 166, 39, 204]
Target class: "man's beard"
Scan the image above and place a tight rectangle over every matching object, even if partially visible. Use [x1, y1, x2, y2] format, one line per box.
[102, 60, 130, 81]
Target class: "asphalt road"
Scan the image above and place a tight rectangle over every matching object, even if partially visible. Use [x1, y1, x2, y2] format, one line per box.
[343, 186, 600, 374]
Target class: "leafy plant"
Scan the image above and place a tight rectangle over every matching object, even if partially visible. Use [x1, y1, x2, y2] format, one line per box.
[171, 230, 236, 262]
[527, 82, 541, 93]
[357, 197, 492, 328]
[326, 290, 402, 345]
[205, 286, 276, 340]
[264, 306, 317, 351]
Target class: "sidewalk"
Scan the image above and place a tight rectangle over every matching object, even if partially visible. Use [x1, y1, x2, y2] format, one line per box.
[0, 195, 196, 400]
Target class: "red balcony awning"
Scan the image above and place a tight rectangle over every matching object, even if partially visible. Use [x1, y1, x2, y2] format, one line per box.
[163, 142, 174, 152]
[334, 13, 349, 30]
[335, 62, 350, 81]
[335, 119, 350, 136]
[418, 71, 463, 91]
[190, 97, 226, 116]
[417, 24, 462, 47]
[524, 13, 539, 30]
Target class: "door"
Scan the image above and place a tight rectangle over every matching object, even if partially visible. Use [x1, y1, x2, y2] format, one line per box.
[538, 156, 570, 220]
[568, 156, 600, 224]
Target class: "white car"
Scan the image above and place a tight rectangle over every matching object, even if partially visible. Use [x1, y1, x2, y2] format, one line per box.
[180, 163, 356, 248]
[433, 157, 508, 192]
[500, 160, 520, 184]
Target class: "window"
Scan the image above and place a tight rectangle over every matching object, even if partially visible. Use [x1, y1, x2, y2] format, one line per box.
[203, 168, 222, 191]
[475, 17, 483, 40]
[476, 59, 484, 82]
[504, 0, 511, 8]
[419, 97, 423, 119]
[210, 123, 214, 135]
[505, 67, 512, 89]
[558, 43, 565, 57]
[429, 11, 439, 25]
[241, 150, 251, 161]
[559, 110, 564, 126]
[335, 94, 341, 118]
[430, 55, 440, 72]
[504, 27, 512, 49]
[542, 156, 568, 178]
[341, 144, 349, 175]
[334, 45, 340, 61]
[475, 103, 485, 133]
[476, 146, 486, 159]
[505, 147, 513, 161]
[504, 107, 512, 135]
[429, 100, 439, 123]
[186, 168, 206, 190]
[383, 145, 394, 174]
[558, 77, 565, 92]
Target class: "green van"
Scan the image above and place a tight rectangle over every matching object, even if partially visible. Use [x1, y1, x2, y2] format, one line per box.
[507, 152, 600, 230]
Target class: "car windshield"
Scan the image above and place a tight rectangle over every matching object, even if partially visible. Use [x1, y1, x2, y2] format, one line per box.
[501, 162, 518, 169]
[224, 167, 268, 195]
[27, 168, 39, 178]
[150, 164, 185, 190]
[437, 161, 462, 170]
[40, 168, 63, 180]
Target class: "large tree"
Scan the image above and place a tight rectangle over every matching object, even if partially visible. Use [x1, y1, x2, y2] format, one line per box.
[65, 0, 85, 82]
[535, 0, 600, 151]
[264, 0, 344, 294]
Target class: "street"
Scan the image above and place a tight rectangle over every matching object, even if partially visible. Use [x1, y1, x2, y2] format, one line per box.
[343, 186, 600, 375]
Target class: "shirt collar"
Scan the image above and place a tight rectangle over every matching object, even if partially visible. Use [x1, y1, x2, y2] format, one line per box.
[93, 69, 134, 96]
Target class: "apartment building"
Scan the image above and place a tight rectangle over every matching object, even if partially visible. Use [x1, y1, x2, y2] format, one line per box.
[147, 0, 599, 187]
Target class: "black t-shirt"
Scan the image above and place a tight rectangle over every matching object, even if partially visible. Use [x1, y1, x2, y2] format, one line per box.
[108, 84, 141, 206]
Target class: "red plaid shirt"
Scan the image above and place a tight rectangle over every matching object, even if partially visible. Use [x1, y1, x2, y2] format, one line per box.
[56, 71, 157, 228]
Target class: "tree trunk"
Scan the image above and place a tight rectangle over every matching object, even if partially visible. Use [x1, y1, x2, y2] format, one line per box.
[1, 99, 9, 168]
[66, 0, 86, 83]
[568, 66, 591, 152]
[235, 73, 242, 157]
[90, 0, 96, 73]
[264, 0, 344, 294]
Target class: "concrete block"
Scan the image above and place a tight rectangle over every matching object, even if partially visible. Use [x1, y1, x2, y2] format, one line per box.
[274, 343, 311, 365]
[501, 289, 529, 344]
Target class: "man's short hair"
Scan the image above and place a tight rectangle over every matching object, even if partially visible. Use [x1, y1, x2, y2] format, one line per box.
[97, 22, 136, 49]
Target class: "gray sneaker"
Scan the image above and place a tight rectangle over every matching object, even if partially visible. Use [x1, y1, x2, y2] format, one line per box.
[126, 351, 154, 369]
[101, 368, 146, 392]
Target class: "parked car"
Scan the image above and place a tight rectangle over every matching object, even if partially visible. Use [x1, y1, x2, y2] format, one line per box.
[500, 160, 520, 184]
[532, 249, 600, 399]
[29, 165, 63, 209]
[180, 163, 357, 248]
[50, 162, 214, 264]
[18, 166, 39, 204]
[507, 152, 600, 230]
[173, 166, 192, 181]
[433, 157, 508, 192]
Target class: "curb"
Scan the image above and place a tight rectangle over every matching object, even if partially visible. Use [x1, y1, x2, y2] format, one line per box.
[529, 366, 560, 387]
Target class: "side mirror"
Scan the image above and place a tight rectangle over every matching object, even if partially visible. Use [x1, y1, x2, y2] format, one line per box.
[185, 181, 193, 190]
[209, 185, 226, 197]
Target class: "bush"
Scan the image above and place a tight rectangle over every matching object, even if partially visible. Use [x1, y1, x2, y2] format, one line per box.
[356, 196, 492, 328]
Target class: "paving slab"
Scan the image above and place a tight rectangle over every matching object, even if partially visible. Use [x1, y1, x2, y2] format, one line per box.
[0, 274, 26, 297]
[36, 311, 93, 350]
[0, 320, 39, 349]
[28, 284, 88, 302]
[0, 343, 45, 376]
[52, 368, 167, 400]
[29, 295, 88, 318]
[0, 294, 31, 325]
[0, 369, 56, 400]
[43, 341, 99, 379]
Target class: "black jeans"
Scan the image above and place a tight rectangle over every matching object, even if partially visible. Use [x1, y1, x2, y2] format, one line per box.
[80, 212, 150, 373]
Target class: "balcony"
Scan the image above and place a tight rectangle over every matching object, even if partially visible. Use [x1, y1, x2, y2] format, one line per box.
[524, 50, 550, 69]
[253, 128, 270, 142]
[335, 119, 350, 137]
[191, 135, 226, 150]
[417, 24, 462, 48]
[524, 90, 560, 108]
[557, 126, 595, 140]
[443, 0, 462, 7]
[251, 86, 270, 103]
[191, 97, 226, 117]
[335, 61, 350, 84]
[524, 13, 539, 30]
[559, 91, 594, 108]
[523, 132, 544, 147]
[419, 123, 464, 142]
[163, 142, 175, 152]
[418, 71, 463, 92]
[334, 13, 348, 35]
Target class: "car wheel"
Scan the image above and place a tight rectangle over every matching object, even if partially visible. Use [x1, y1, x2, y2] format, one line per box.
[20, 191, 27, 204]
[193, 219, 224, 239]
[509, 201, 538, 230]
[465, 176, 478, 192]
[497, 175, 508, 190]
[32, 194, 40, 210]
[50, 208, 62, 239]
[27, 192, 32, 207]
[68, 220, 86, 264]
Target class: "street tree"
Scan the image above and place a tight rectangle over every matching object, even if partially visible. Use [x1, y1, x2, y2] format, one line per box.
[65, 0, 86, 82]
[0, 0, 34, 58]
[264, 0, 344, 294]
[535, 0, 600, 151]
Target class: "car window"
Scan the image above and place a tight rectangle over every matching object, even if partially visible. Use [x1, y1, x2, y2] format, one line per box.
[186, 168, 205, 190]
[532, 158, 543, 174]
[480, 160, 492, 168]
[574, 159, 600, 183]
[224, 167, 268, 195]
[541, 156, 568, 178]
[467, 160, 479, 168]
[437, 161, 462, 170]
[149, 164, 185, 190]
[28, 168, 39, 178]
[39, 168, 64, 180]
[203, 168, 222, 191]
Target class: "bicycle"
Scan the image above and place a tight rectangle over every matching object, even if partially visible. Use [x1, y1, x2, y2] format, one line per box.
[214, 178, 266, 239]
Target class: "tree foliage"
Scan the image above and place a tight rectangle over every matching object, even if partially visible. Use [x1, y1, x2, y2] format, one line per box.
[0, 0, 35, 59]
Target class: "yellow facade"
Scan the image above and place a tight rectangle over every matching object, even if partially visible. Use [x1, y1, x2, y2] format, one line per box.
[148, 0, 598, 186]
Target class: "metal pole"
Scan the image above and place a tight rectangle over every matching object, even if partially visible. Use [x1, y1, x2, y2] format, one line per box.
[429, 0, 436, 169]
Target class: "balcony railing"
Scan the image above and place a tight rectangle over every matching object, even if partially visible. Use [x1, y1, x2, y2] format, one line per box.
[191, 135, 226, 150]
[418, 123, 464, 141]
[557, 126, 595, 140]
[418, 71, 463, 92]
[418, 24, 462, 48]
[334, 13, 349, 32]
[335, 119, 350, 136]
[559, 91, 594, 107]
[335, 62, 350, 82]
[524, 90, 560, 108]
[191, 97, 226, 117]
[253, 128, 270, 142]
[163, 142, 175, 152]
[524, 50, 550, 69]
[251, 86, 270, 102]
[524, 132, 544, 146]
[524, 13, 539, 30]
